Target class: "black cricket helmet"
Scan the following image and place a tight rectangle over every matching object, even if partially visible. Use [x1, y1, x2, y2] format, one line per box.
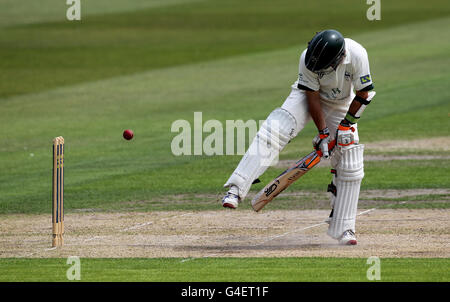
[305, 29, 345, 73]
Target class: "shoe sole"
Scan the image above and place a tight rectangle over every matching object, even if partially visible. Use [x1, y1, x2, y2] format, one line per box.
[222, 203, 237, 209]
[339, 239, 357, 245]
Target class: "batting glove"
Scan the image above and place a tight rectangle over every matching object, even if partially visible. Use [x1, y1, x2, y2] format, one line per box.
[313, 127, 331, 158]
[336, 121, 356, 147]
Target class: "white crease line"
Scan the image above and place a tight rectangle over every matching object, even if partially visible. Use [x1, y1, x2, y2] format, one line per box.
[122, 222, 154, 231]
[358, 208, 376, 216]
[254, 222, 327, 246]
[18, 246, 58, 258]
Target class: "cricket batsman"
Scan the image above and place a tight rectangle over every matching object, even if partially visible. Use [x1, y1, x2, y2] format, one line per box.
[222, 29, 376, 245]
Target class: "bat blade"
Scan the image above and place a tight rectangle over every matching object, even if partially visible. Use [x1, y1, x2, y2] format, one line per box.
[251, 140, 335, 212]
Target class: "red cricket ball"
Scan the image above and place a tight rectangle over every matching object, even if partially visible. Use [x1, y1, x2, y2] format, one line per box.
[123, 129, 134, 140]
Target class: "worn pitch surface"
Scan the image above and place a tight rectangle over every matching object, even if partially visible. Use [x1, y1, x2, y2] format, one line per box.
[2, 207, 448, 259]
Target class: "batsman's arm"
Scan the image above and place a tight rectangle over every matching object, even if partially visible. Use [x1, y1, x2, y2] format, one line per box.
[305, 90, 327, 131]
[306, 90, 333, 158]
[341, 90, 376, 126]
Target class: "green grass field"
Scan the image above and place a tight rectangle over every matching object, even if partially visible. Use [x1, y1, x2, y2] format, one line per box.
[2, 258, 449, 282]
[0, 0, 449, 282]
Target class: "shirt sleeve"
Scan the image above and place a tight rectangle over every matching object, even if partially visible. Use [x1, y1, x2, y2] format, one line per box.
[297, 50, 320, 91]
[352, 47, 373, 91]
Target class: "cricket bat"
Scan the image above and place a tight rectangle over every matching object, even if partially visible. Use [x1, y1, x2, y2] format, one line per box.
[251, 140, 336, 212]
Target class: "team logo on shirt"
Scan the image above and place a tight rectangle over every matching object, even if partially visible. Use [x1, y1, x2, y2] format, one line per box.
[360, 74, 371, 84]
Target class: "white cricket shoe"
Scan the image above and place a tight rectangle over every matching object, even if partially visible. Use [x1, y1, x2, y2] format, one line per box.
[338, 230, 357, 245]
[222, 186, 241, 209]
[222, 192, 240, 209]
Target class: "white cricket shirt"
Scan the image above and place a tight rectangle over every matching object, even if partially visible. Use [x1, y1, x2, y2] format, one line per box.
[293, 38, 373, 102]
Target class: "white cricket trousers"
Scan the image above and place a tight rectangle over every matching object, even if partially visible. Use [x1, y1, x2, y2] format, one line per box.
[281, 88, 358, 142]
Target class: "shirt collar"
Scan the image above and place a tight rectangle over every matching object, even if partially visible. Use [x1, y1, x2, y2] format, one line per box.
[342, 43, 351, 64]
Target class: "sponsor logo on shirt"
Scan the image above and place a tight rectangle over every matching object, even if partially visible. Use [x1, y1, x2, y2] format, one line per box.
[331, 88, 342, 99]
[360, 74, 371, 84]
